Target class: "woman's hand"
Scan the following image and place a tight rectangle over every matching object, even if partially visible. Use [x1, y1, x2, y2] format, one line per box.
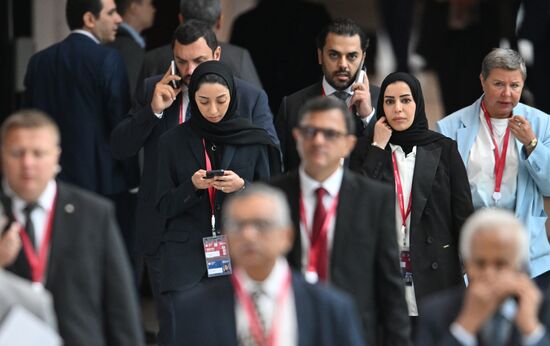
[191, 169, 213, 190]
[372, 116, 392, 149]
[211, 170, 245, 193]
[0, 223, 21, 267]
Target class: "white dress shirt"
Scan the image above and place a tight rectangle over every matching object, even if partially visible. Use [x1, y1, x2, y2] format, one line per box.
[298, 166, 343, 282]
[71, 29, 100, 44]
[468, 110, 519, 210]
[235, 258, 297, 346]
[390, 144, 418, 316]
[3, 180, 57, 250]
[322, 77, 375, 125]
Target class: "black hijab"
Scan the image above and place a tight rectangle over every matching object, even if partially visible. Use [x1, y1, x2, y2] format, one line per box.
[188, 61, 274, 146]
[376, 72, 445, 153]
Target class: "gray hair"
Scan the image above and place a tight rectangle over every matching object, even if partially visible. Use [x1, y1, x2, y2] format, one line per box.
[222, 183, 292, 229]
[1, 109, 60, 146]
[481, 48, 527, 81]
[460, 208, 528, 269]
[179, 0, 221, 28]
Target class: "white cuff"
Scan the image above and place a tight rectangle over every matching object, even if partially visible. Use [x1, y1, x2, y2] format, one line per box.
[153, 111, 164, 119]
[361, 108, 376, 125]
[522, 325, 545, 346]
[450, 322, 477, 346]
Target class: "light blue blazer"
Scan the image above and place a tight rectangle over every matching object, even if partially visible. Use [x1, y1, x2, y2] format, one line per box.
[437, 96, 550, 277]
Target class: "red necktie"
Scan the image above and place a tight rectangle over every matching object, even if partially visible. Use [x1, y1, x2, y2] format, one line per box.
[311, 187, 328, 281]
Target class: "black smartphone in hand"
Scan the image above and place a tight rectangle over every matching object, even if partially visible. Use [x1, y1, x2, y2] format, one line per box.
[204, 169, 225, 179]
[170, 60, 182, 89]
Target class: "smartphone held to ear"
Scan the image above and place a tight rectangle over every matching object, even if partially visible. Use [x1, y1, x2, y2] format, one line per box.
[170, 60, 182, 89]
[203, 169, 225, 179]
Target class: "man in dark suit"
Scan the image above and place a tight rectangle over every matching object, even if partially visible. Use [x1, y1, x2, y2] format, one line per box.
[2, 110, 143, 346]
[276, 18, 380, 172]
[110, 20, 278, 346]
[172, 183, 365, 346]
[108, 0, 156, 96]
[138, 0, 262, 89]
[271, 96, 411, 346]
[23, 0, 140, 265]
[417, 208, 550, 346]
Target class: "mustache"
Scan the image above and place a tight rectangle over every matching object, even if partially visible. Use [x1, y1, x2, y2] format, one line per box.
[333, 69, 351, 77]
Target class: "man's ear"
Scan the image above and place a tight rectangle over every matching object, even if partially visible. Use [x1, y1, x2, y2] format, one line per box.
[213, 46, 222, 61]
[82, 11, 96, 30]
[317, 49, 323, 65]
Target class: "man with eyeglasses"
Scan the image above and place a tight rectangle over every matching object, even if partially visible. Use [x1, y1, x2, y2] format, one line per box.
[170, 183, 365, 346]
[271, 96, 412, 346]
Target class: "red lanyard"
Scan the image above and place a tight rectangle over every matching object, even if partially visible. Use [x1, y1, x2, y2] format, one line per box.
[298, 191, 339, 275]
[481, 101, 511, 201]
[392, 152, 412, 246]
[231, 269, 292, 346]
[202, 139, 216, 233]
[19, 191, 57, 283]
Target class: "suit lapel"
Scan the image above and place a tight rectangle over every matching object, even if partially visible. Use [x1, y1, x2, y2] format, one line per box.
[45, 183, 78, 287]
[216, 280, 239, 346]
[186, 128, 205, 168]
[330, 172, 354, 275]
[410, 145, 441, 231]
[221, 145, 236, 169]
[164, 93, 182, 131]
[292, 274, 313, 346]
[456, 100, 482, 162]
[286, 173, 303, 268]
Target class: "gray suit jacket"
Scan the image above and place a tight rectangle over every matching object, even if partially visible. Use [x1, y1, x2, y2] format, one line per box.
[137, 42, 262, 92]
[0, 269, 57, 328]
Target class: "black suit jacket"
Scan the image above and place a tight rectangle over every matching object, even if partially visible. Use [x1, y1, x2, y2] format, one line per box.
[172, 271, 365, 346]
[107, 24, 145, 97]
[155, 124, 270, 292]
[137, 42, 262, 90]
[417, 286, 550, 346]
[111, 74, 277, 256]
[24, 33, 138, 195]
[349, 137, 474, 305]
[270, 169, 411, 346]
[276, 81, 380, 172]
[7, 182, 143, 346]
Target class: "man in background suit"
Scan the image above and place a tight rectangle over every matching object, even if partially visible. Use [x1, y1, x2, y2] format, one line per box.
[417, 208, 550, 346]
[110, 20, 278, 346]
[3, 110, 143, 346]
[108, 0, 156, 96]
[23, 0, 140, 264]
[0, 223, 57, 329]
[172, 183, 365, 346]
[276, 18, 380, 172]
[138, 0, 262, 89]
[271, 96, 411, 346]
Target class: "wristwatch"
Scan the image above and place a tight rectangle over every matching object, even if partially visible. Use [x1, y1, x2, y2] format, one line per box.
[526, 137, 538, 151]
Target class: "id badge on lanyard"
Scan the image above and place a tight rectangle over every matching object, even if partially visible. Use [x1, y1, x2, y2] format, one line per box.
[201, 139, 232, 277]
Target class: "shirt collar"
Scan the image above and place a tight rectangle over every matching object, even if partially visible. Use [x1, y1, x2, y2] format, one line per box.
[389, 144, 417, 158]
[322, 77, 353, 97]
[298, 166, 344, 199]
[237, 257, 290, 299]
[3, 179, 57, 213]
[71, 29, 100, 44]
[119, 22, 146, 48]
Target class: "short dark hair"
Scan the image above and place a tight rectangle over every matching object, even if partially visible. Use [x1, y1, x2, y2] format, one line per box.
[115, 0, 141, 17]
[171, 19, 218, 52]
[297, 96, 355, 134]
[179, 0, 221, 27]
[1, 109, 60, 146]
[66, 0, 103, 30]
[316, 18, 368, 52]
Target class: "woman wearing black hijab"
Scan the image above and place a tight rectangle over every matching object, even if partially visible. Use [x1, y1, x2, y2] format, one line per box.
[350, 72, 473, 324]
[155, 61, 273, 295]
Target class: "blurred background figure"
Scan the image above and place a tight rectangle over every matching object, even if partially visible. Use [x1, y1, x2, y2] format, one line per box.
[108, 0, 156, 97]
[417, 208, 550, 346]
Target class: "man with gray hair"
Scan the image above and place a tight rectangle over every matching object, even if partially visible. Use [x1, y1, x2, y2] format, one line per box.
[417, 208, 550, 345]
[170, 183, 365, 346]
[138, 0, 261, 88]
[437, 48, 550, 288]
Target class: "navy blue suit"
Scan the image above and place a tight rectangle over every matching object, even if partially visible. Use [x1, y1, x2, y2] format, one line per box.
[24, 33, 138, 195]
[172, 272, 365, 346]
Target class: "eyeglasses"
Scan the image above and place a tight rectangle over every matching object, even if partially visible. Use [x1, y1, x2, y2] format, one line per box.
[297, 126, 347, 141]
[224, 219, 281, 234]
